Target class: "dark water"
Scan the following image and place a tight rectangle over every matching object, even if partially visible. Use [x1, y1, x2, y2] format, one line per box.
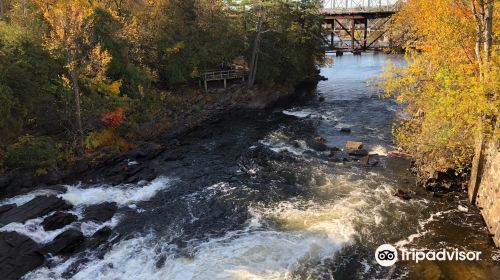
[4, 53, 499, 279]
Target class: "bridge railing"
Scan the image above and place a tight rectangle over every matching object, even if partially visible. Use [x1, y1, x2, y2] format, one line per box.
[323, 0, 400, 13]
[201, 69, 247, 82]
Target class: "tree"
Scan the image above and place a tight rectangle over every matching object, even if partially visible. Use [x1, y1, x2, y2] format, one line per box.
[34, 0, 112, 152]
[470, 0, 495, 77]
[239, 0, 324, 87]
[380, 0, 498, 174]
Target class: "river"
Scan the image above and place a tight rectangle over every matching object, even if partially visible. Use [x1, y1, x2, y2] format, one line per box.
[3, 53, 499, 279]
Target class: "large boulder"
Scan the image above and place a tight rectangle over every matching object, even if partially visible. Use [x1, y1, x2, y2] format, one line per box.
[0, 196, 71, 226]
[83, 202, 118, 222]
[42, 229, 84, 255]
[0, 232, 44, 280]
[42, 212, 78, 231]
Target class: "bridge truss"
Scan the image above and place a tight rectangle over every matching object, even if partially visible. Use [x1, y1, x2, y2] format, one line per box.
[322, 0, 402, 53]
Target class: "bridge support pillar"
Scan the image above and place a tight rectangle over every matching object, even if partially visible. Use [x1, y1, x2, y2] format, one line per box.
[224, 79, 227, 89]
[363, 18, 368, 50]
[335, 51, 343, 57]
[350, 19, 355, 50]
[204, 80, 208, 93]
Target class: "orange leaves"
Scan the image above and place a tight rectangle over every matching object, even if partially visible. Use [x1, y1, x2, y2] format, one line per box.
[101, 108, 125, 128]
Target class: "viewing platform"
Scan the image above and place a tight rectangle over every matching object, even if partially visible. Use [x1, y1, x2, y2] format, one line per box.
[200, 70, 248, 92]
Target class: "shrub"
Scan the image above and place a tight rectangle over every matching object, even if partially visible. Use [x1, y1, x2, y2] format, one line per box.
[85, 128, 132, 152]
[4, 135, 60, 172]
[101, 108, 125, 128]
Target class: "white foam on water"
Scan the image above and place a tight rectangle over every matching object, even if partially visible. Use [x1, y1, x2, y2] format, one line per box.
[1, 177, 173, 254]
[282, 109, 313, 118]
[0, 205, 121, 243]
[80, 215, 122, 237]
[24, 172, 411, 280]
[0, 189, 60, 207]
[23, 256, 79, 280]
[0, 217, 74, 244]
[395, 209, 457, 248]
[259, 131, 313, 156]
[127, 159, 139, 166]
[60, 177, 173, 207]
[369, 144, 388, 156]
[282, 109, 336, 122]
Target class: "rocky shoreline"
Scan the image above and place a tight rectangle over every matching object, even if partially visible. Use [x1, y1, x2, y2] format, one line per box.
[0, 82, 325, 279]
[0, 78, 484, 279]
[0, 82, 319, 200]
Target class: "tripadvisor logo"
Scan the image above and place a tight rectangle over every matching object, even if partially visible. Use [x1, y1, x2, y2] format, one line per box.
[375, 244, 398, 267]
[375, 244, 482, 266]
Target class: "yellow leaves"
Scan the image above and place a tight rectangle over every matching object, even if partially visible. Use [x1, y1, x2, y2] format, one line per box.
[84, 128, 132, 152]
[380, 0, 499, 172]
[34, 0, 96, 51]
[108, 80, 122, 96]
[166, 42, 184, 54]
[85, 44, 112, 82]
[396, 0, 476, 68]
[191, 67, 199, 79]
[60, 75, 72, 88]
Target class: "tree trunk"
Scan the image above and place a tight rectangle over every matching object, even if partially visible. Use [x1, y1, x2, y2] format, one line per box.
[483, 0, 493, 63]
[0, 0, 4, 18]
[248, 14, 263, 87]
[70, 69, 84, 153]
[248, 32, 261, 87]
[470, 0, 484, 70]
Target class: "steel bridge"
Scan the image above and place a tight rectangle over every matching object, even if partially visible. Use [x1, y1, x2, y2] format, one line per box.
[322, 0, 402, 53]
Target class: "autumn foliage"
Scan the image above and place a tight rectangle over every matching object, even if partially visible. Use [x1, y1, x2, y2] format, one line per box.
[101, 108, 125, 128]
[0, 0, 324, 172]
[381, 0, 498, 174]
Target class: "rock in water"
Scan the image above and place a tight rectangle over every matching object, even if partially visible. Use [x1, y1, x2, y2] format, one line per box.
[346, 141, 363, 150]
[86, 227, 113, 249]
[42, 229, 84, 255]
[0, 196, 71, 226]
[0, 204, 16, 215]
[42, 212, 78, 231]
[328, 147, 340, 157]
[360, 155, 370, 165]
[0, 232, 44, 280]
[340, 127, 351, 133]
[307, 137, 328, 151]
[84, 202, 118, 222]
[394, 189, 413, 200]
[348, 149, 369, 157]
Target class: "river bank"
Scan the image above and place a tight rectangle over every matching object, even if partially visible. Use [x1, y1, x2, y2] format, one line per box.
[0, 81, 321, 200]
[0, 53, 498, 280]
